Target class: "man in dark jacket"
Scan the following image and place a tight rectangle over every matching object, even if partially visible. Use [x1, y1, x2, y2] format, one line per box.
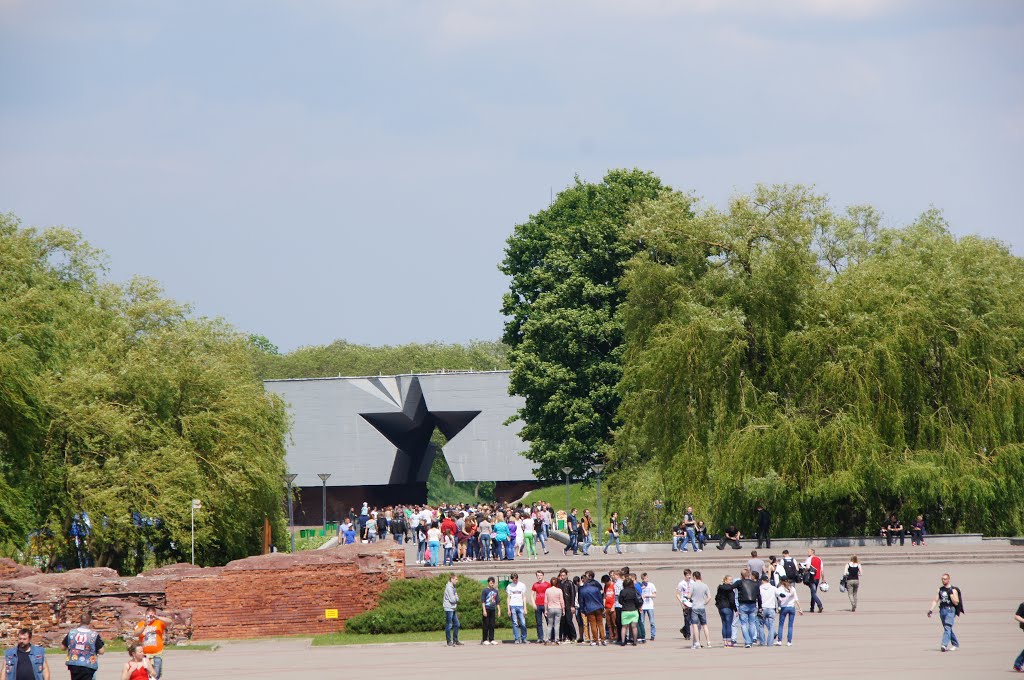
[756, 505, 771, 549]
[735, 569, 762, 648]
[558, 568, 578, 642]
[579, 572, 605, 645]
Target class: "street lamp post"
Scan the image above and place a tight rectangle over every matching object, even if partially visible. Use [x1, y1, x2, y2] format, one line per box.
[190, 498, 201, 564]
[591, 463, 605, 539]
[317, 473, 332, 532]
[284, 473, 298, 553]
[561, 466, 573, 523]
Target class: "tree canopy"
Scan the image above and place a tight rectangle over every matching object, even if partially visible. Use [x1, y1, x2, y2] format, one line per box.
[254, 339, 507, 380]
[0, 214, 290, 573]
[610, 186, 1024, 537]
[500, 169, 672, 480]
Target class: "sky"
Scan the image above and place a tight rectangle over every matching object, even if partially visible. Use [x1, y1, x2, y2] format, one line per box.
[1, 1, 1022, 352]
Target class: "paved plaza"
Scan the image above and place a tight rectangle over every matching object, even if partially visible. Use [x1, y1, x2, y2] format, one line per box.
[80, 549, 1023, 680]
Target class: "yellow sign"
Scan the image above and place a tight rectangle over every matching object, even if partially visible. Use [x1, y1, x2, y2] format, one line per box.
[325, 609, 339, 620]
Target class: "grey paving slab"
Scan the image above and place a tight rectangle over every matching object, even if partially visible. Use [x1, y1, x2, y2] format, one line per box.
[83, 560, 1023, 680]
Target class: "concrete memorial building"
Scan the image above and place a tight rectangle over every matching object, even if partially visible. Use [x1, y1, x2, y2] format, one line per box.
[263, 371, 536, 522]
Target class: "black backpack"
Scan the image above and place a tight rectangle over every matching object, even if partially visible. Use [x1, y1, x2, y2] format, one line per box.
[783, 558, 798, 582]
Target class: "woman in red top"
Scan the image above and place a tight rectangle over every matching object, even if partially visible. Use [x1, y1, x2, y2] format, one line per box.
[603, 573, 619, 642]
[121, 642, 154, 680]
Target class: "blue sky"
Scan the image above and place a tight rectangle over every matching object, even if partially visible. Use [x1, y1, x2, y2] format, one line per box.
[2, 1, 1021, 351]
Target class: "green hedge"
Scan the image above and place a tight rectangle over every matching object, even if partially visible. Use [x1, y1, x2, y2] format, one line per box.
[346, 573, 534, 634]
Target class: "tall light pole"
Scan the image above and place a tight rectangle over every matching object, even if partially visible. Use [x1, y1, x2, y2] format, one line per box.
[317, 473, 332, 532]
[591, 463, 605, 539]
[284, 473, 298, 553]
[561, 466, 573, 523]
[190, 499, 201, 564]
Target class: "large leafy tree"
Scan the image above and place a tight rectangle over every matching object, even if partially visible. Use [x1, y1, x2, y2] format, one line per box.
[500, 169, 675, 480]
[612, 187, 1024, 537]
[0, 214, 290, 572]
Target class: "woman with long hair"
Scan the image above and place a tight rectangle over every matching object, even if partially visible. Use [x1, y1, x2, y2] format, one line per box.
[775, 578, 803, 646]
[715, 575, 737, 647]
[618, 575, 641, 646]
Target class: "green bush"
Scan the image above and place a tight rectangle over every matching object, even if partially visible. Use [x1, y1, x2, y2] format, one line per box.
[346, 573, 532, 634]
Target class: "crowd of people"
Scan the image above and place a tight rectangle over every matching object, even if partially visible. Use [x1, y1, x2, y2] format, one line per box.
[335, 501, 629, 564]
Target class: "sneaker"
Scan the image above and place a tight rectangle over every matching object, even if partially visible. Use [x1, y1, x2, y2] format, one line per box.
[744, 644, 751, 648]
[454, 641, 464, 646]
[773, 641, 782, 646]
[692, 643, 701, 649]
[948, 646, 958, 652]
[787, 642, 792, 646]
[590, 641, 597, 646]
[696, 549, 702, 552]
[940, 646, 948, 652]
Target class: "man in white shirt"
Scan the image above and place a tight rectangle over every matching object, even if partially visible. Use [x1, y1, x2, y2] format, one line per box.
[506, 573, 528, 644]
[640, 573, 657, 641]
[675, 568, 694, 641]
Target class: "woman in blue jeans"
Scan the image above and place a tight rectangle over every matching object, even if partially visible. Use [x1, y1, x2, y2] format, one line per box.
[715, 576, 737, 647]
[776, 578, 802, 645]
[427, 522, 442, 567]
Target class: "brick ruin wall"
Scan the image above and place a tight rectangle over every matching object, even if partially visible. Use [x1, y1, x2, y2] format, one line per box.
[0, 543, 404, 647]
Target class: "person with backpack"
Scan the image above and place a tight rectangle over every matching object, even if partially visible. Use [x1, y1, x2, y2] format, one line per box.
[927, 572, 962, 651]
[842, 555, 862, 612]
[1012, 601, 1024, 672]
[781, 550, 800, 584]
[603, 512, 623, 554]
[800, 548, 824, 613]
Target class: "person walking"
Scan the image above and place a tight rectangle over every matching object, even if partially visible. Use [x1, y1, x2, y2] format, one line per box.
[531, 570, 550, 642]
[542, 577, 564, 645]
[580, 510, 593, 555]
[3, 628, 50, 680]
[563, 509, 579, 556]
[775, 578, 802, 646]
[735, 569, 762, 648]
[506, 573, 528, 644]
[928, 573, 962, 652]
[119, 643, 153, 680]
[523, 516, 538, 559]
[603, 512, 623, 554]
[618, 576, 642, 646]
[1012, 600, 1024, 672]
[689, 571, 711, 649]
[747, 551, 765, 580]
[715, 575, 737, 647]
[132, 606, 171, 679]
[843, 556, 862, 612]
[61, 612, 104, 680]
[675, 569, 694, 641]
[801, 548, 824, 613]
[443, 574, 463, 646]
[757, 574, 777, 646]
[481, 577, 500, 645]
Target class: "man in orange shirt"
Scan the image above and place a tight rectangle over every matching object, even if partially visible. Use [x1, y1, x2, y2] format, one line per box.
[134, 606, 172, 679]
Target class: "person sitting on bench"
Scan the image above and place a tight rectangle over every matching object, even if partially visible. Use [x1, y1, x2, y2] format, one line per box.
[885, 514, 905, 546]
[716, 525, 742, 550]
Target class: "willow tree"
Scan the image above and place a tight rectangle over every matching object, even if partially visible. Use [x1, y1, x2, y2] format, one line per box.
[611, 187, 1024, 537]
[0, 214, 290, 572]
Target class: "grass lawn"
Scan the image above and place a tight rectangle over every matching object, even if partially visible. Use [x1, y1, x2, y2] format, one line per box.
[521, 482, 615, 522]
[45, 641, 218, 655]
[312, 627, 517, 646]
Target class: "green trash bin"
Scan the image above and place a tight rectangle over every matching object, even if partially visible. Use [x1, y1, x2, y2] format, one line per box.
[556, 518, 566, 532]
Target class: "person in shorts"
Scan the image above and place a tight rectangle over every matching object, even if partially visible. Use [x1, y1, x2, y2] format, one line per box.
[689, 571, 712, 648]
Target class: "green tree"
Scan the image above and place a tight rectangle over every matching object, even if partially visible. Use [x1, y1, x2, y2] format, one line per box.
[611, 187, 1024, 538]
[254, 339, 507, 380]
[0, 214, 290, 572]
[500, 169, 676, 480]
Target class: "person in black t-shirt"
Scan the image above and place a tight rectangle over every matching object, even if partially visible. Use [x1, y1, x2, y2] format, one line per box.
[886, 514, 905, 546]
[716, 525, 742, 550]
[1013, 602, 1024, 672]
[927, 573, 960, 651]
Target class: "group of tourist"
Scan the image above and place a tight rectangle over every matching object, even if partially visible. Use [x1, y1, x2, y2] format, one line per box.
[336, 501, 628, 564]
[2, 607, 171, 680]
